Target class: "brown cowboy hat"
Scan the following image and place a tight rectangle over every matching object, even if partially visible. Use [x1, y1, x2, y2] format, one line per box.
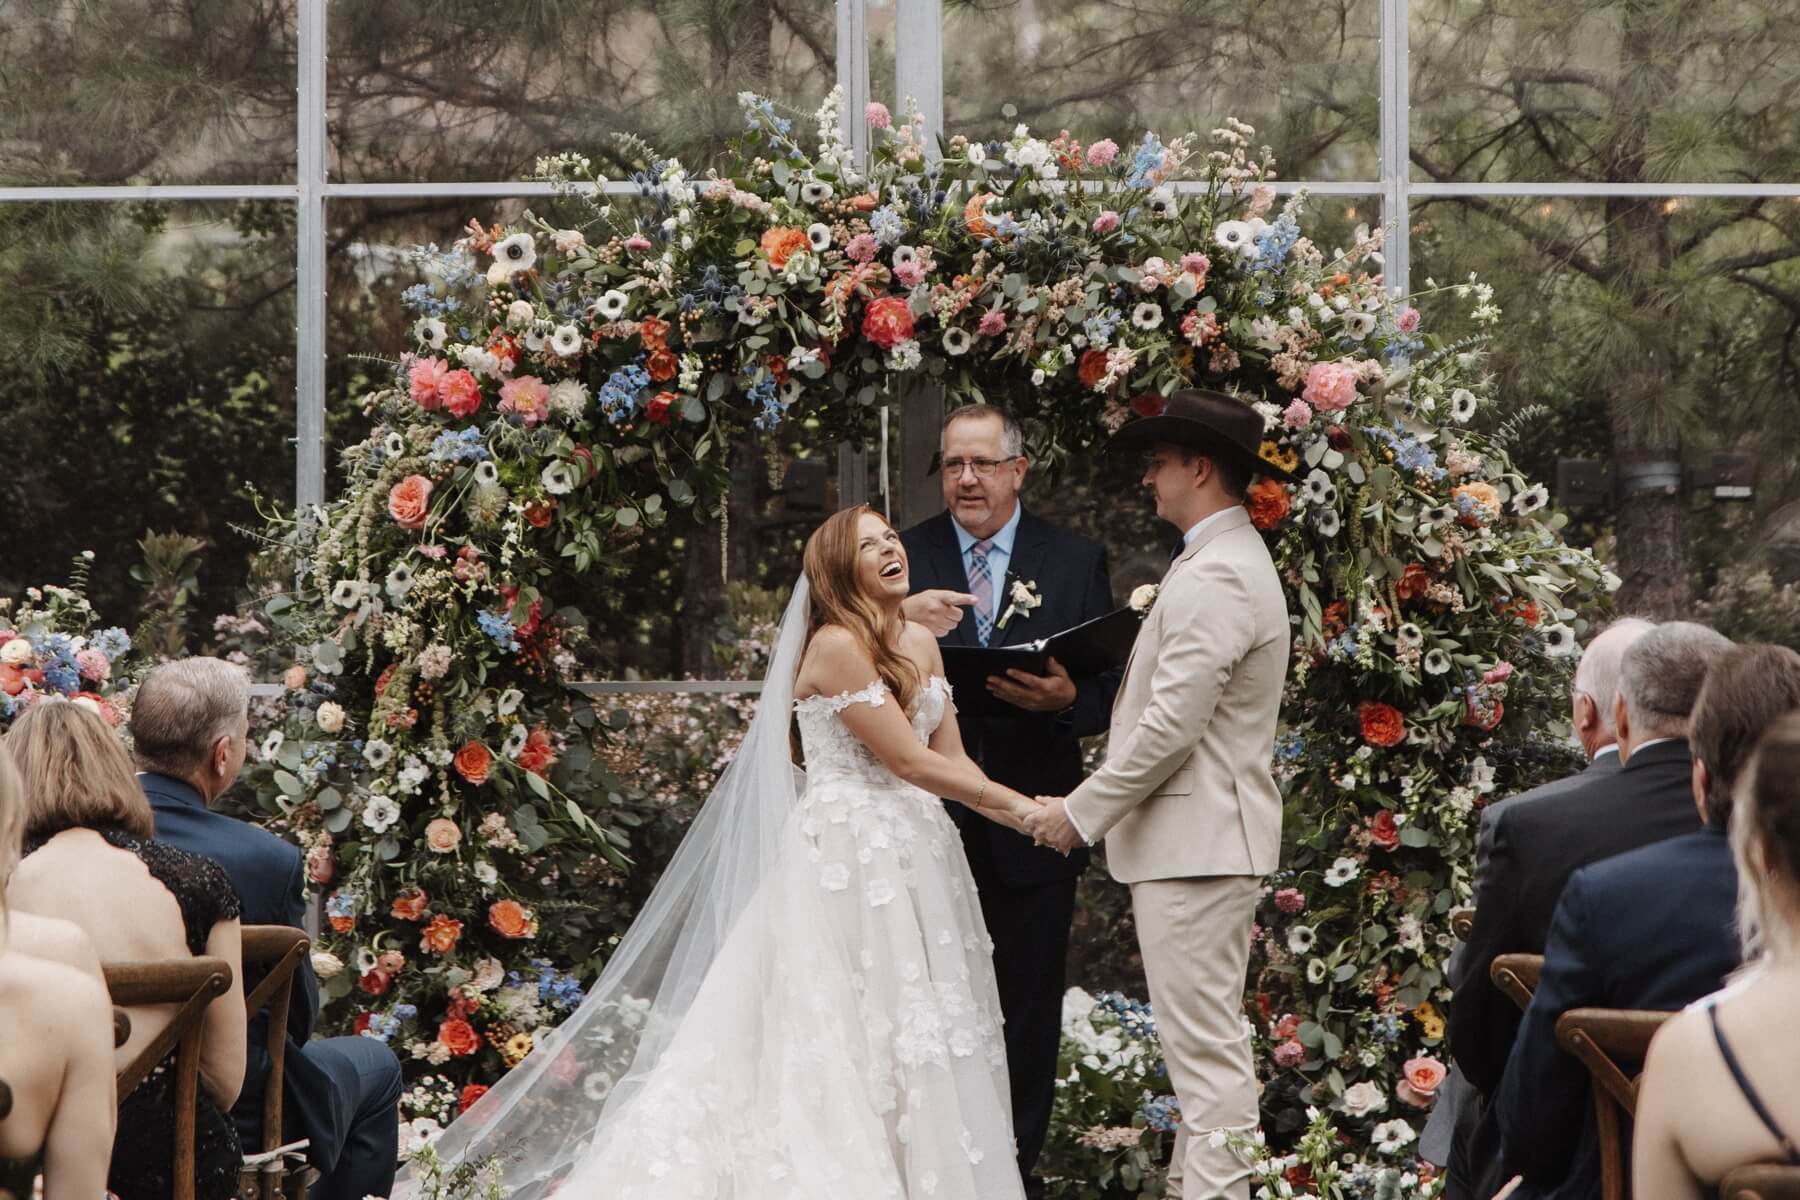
[1107, 388, 1300, 484]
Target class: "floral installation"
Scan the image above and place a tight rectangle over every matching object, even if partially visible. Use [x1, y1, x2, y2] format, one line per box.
[1041, 988, 1181, 1198]
[0, 553, 137, 729]
[995, 578, 1042, 631]
[235, 85, 1611, 1184]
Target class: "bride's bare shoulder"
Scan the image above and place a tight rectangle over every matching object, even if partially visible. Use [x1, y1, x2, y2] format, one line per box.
[899, 619, 943, 670]
[796, 625, 878, 698]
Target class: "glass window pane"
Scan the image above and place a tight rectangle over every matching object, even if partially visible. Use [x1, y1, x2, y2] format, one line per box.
[942, 0, 1378, 180]
[0, 1, 298, 187]
[1411, 0, 1800, 183]
[0, 202, 296, 636]
[327, 0, 836, 184]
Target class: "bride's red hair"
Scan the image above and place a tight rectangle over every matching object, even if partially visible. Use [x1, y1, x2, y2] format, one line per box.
[802, 505, 921, 714]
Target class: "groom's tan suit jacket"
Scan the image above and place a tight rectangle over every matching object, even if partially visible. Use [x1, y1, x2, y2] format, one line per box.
[1065, 505, 1288, 882]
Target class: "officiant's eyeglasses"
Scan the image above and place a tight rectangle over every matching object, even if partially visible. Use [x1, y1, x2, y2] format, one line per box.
[939, 456, 1021, 478]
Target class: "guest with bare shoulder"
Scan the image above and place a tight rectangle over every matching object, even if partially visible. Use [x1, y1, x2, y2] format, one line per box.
[0, 742, 116, 1200]
[4, 701, 247, 1200]
[1635, 710, 1800, 1198]
[792, 506, 1042, 835]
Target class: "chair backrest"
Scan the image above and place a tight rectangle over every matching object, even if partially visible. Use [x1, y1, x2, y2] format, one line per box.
[1554, 1007, 1673, 1200]
[236, 926, 309, 1156]
[1490, 953, 1544, 1013]
[1721, 1164, 1800, 1199]
[103, 957, 234, 1200]
[0, 1075, 11, 1122]
[113, 1008, 131, 1049]
[1451, 909, 1474, 942]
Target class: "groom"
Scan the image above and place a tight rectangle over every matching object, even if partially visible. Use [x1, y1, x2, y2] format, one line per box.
[1026, 389, 1294, 1200]
[899, 403, 1122, 1200]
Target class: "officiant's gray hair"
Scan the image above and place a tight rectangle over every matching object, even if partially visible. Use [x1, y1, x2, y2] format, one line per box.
[941, 403, 1024, 459]
[130, 656, 252, 777]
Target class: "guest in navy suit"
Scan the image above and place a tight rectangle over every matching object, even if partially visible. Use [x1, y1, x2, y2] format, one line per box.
[131, 658, 403, 1200]
[1497, 643, 1800, 1198]
[899, 404, 1122, 1199]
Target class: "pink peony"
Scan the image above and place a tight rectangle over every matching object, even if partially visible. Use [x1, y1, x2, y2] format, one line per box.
[1302, 360, 1361, 413]
[74, 648, 110, 683]
[439, 369, 482, 418]
[1397, 306, 1421, 333]
[1273, 1040, 1307, 1068]
[1397, 1055, 1448, 1107]
[498, 375, 551, 426]
[845, 234, 878, 263]
[1180, 252, 1210, 286]
[1273, 888, 1306, 914]
[1091, 210, 1120, 235]
[977, 309, 1007, 337]
[408, 357, 450, 410]
[1086, 139, 1119, 168]
[1282, 399, 1313, 429]
[864, 102, 892, 130]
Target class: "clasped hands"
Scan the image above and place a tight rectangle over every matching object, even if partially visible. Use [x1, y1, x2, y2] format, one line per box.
[1022, 796, 1082, 855]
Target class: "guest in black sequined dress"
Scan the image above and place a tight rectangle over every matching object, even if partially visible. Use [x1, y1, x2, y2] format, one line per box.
[5, 700, 247, 1200]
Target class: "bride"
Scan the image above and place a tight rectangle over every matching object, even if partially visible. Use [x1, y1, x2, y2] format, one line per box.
[410, 505, 1043, 1199]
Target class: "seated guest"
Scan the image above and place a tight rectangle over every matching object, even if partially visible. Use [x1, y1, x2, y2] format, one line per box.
[1636, 710, 1800, 1195]
[5, 700, 246, 1200]
[1449, 622, 1731, 1194]
[1432, 617, 1654, 1196]
[0, 742, 116, 1200]
[132, 657, 402, 1200]
[1498, 643, 1800, 1197]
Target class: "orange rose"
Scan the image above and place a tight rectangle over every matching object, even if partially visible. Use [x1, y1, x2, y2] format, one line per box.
[453, 741, 492, 786]
[387, 474, 433, 530]
[438, 1016, 481, 1057]
[637, 316, 670, 349]
[488, 899, 537, 939]
[963, 192, 996, 239]
[328, 913, 355, 934]
[759, 226, 810, 270]
[646, 347, 679, 382]
[517, 728, 557, 777]
[860, 296, 915, 350]
[390, 886, 429, 922]
[1451, 482, 1500, 526]
[458, 1083, 490, 1115]
[1397, 1055, 1447, 1107]
[1359, 700, 1406, 748]
[420, 913, 463, 954]
[1246, 478, 1292, 530]
[1077, 349, 1111, 391]
[1370, 809, 1400, 850]
[424, 818, 462, 854]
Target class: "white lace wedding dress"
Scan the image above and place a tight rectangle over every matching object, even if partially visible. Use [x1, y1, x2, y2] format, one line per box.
[551, 674, 1024, 1199]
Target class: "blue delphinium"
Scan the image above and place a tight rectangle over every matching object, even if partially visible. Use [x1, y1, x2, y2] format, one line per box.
[869, 206, 904, 245]
[429, 428, 489, 466]
[748, 373, 783, 430]
[1127, 133, 1165, 189]
[92, 627, 131, 659]
[1135, 1093, 1182, 1134]
[1083, 309, 1122, 348]
[477, 610, 521, 653]
[740, 95, 792, 135]
[363, 1013, 401, 1043]
[1252, 213, 1301, 273]
[599, 360, 652, 424]
[1363, 422, 1445, 480]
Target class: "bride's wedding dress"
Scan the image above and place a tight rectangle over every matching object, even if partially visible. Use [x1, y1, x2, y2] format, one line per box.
[409, 578, 1023, 1200]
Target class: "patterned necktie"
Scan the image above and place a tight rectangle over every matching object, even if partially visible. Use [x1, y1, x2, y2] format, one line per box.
[968, 538, 995, 645]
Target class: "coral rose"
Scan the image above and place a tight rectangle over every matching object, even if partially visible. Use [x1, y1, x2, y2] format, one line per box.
[759, 226, 810, 270]
[1359, 701, 1406, 748]
[420, 913, 462, 954]
[1396, 562, 1431, 602]
[498, 375, 550, 426]
[646, 391, 677, 426]
[1246, 478, 1292, 530]
[453, 741, 492, 786]
[387, 475, 433, 530]
[488, 899, 537, 939]
[1077, 349, 1111, 391]
[283, 664, 308, 691]
[1452, 482, 1501, 526]
[425, 818, 462, 854]
[408, 357, 449, 410]
[390, 886, 429, 922]
[1397, 1055, 1447, 1107]
[438, 1017, 481, 1058]
[861, 296, 915, 351]
[438, 368, 483, 419]
[458, 1084, 490, 1115]
[1302, 360, 1361, 413]
[1370, 809, 1401, 850]
[516, 728, 557, 777]
[305, 845, 334, 885]
[637, 316, 670, 349]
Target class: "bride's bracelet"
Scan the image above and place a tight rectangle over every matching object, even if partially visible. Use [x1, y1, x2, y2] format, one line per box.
[973, 780, 988, 810]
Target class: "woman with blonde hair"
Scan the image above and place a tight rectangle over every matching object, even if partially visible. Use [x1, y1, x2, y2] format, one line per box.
[1635, 709, 1800, 1196]
[0, 740, 116, 1200]
[411, 505, 1041, 1198]
[5, 700, 246, 1200]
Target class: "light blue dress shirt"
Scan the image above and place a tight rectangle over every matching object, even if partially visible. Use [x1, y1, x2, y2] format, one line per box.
[952, 503, 1024, 633]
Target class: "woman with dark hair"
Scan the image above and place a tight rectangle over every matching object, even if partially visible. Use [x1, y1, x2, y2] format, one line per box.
[413, 505, 1040, 1199]
[0, 740, 116, 1200]
[5, 700, 246, 1200]
[1636, 709, 1800, 1196]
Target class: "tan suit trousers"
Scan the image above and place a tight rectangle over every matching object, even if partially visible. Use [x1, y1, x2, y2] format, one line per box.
[1131, 875, 1261, 1200]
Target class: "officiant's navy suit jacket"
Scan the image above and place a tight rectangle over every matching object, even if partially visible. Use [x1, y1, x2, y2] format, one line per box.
[901, 507, 1121, 885]
[142, 772, 352, 1173]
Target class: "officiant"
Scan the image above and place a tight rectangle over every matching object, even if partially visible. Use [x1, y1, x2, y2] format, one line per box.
[900, 403, 1123, 1200]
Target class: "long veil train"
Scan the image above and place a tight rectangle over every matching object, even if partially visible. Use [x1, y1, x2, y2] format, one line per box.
[403, 577, 815, 1196]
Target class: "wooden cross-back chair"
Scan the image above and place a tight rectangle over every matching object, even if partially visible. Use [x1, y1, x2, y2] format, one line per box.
[1554, 1007, 1672, 1200]
[1491, 953, 1544, 1013]
[103, 956, 234, 1200]
[1721, 1165, 1800, 1200]
[235, 925, 317, 1200]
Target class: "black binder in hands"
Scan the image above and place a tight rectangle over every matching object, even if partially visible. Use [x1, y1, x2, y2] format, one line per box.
[940, 606, 1142, 718]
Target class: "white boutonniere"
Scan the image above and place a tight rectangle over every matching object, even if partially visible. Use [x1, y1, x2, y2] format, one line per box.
[1129, 583, 1160, 615]
[994, 579, 1042, 631]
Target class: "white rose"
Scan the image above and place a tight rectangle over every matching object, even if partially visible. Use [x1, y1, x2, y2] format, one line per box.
[0, 638, 33, 666]
[310, 950, 344, 980]
[1342, 1080, 1387, 1117]
[315, 702, 346, 734]
[506, 300, 535, 328]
